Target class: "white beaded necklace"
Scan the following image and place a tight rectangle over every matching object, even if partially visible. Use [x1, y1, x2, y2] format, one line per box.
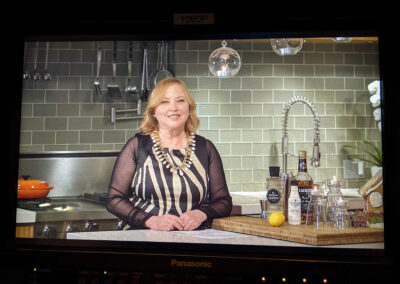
[150, 131, 196, 176]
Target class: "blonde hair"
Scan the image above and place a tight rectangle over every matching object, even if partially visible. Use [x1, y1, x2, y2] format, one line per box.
[139, 78, 200, 135]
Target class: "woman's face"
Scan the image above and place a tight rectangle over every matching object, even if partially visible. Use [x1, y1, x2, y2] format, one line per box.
[153, 83, 190, 133]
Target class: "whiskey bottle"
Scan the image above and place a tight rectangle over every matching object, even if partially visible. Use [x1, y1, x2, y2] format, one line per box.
[288, 180, 301, 225]
[294, 150, 313, 224]
[266, 166, 284, 217]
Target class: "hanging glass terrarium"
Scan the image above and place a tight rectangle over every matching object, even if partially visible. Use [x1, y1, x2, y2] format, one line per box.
[271, 38, 304, 56]
[208, 40, 241, 78]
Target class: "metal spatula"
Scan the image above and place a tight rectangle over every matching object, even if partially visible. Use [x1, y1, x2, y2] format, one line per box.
[107, 41, 121, 100]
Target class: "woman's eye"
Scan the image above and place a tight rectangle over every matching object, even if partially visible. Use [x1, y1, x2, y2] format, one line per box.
[177, 99, 185, 103]
[161, 100, 169, 104]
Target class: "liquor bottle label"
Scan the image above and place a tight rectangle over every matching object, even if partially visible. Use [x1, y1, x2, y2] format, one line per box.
[298, 158, 307, 172]
[298, 184, 311, 223]
[288, 204, 301, 225]
[267, 188, 281, 204]
[289, 199, 300, 208]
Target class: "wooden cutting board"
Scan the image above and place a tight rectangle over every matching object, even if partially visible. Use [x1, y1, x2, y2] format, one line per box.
[211, 216, 384, 246]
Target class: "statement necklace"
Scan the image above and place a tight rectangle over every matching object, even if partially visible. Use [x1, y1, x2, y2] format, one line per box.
[150, 131, 196, 176]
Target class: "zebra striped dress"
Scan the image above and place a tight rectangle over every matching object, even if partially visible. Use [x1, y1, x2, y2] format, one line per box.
[107, 133, 232, 229]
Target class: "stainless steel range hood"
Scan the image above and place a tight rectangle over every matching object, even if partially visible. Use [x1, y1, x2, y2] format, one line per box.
[18, 151, 119, 197]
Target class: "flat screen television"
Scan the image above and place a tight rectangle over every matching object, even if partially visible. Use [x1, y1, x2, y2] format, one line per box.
[2, 11, 398, 283]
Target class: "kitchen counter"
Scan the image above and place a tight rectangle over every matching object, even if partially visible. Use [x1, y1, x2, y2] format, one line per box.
[16, 208, 36, 223]
[16, 198, 116, 223]
[66, 229, 384, 249]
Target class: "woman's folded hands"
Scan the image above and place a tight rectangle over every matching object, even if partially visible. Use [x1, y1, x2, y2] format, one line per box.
[145, 210, 207, 231]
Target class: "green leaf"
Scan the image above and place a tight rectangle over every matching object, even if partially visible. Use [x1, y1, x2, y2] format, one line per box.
[341, 141, 383, 166]
[361, 140, 382, 163]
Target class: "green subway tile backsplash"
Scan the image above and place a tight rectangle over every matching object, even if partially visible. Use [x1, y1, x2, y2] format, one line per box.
[20, 38, 381, 191]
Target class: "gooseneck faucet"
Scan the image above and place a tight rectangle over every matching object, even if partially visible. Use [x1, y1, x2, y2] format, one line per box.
[282, 96, 321, 176]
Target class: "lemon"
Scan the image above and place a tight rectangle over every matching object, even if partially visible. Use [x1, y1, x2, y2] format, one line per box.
[268, 212, 285, 227]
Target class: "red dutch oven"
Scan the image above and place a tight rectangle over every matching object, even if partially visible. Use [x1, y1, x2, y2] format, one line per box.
[17, 175, 54, 199]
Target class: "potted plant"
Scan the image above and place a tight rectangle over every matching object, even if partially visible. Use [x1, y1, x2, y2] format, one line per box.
[342, 140, 382, 176]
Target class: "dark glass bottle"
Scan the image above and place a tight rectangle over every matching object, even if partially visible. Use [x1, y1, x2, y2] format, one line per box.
[294, 150, 313, 224]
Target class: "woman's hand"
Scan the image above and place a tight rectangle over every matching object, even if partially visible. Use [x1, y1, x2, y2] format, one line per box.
[179, 210, 207, 231]
[144, 214, 184, 231]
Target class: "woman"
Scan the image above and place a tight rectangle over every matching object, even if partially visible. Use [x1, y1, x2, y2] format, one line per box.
[107, 78, 232, 231]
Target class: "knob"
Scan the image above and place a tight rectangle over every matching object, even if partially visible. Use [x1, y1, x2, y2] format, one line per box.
[42, 225, 57, 239]
[66, 224, 80, 233]
[116, 219, 126, 230]
[84, 220, 99, 232]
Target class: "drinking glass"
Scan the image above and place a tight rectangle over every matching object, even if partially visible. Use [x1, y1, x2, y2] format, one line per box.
[334, 199, 350, 230]
[313, 198, 327, 230]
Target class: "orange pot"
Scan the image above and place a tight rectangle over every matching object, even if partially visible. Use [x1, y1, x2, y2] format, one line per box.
[17, 175, 54, 199]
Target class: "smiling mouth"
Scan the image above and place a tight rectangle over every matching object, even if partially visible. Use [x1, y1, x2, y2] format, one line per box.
[168, 114, 180, 118]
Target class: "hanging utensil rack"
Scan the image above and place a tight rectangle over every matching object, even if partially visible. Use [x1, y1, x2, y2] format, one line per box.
[110, 105, 143, 124]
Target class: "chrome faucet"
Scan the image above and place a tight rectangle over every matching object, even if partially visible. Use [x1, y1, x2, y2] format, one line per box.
[282, 96, 321, 176]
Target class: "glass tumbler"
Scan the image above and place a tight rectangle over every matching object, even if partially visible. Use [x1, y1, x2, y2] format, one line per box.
[334, 199, 350, 230]
[325, 176, 343, 223]
[313, 198, 327, 229]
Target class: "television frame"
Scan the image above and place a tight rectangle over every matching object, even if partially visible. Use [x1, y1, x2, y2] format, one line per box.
[2, 11, 398, 281]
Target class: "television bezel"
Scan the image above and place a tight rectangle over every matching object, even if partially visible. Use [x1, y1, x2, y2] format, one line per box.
[2, 12, 398, 278]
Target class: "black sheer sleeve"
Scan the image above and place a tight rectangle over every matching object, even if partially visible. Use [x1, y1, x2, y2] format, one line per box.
[199, 139, 233, 220]
[106, 136, 152, 228]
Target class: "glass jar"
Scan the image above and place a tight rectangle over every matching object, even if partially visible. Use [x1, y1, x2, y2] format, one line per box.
[325, 176, 343, 225]
[334, 198, 349, 230]
[306, 184, 324, 226]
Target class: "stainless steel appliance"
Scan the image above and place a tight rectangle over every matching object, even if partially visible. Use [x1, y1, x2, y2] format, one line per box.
[17, 152, 121, 239]
[17, 193, 119, 239]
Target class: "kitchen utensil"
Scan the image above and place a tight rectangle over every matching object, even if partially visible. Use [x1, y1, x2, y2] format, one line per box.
[107, 41, 121, 100]
[18, 188, 53, 199]
[22, 42, 31, 80]
[94, 44, 102, 95]
[153, 41, 173, 86]
[22, 72, 32, 80]
[43, 42, 51, 80]
[125, 41, 138, 95]
[150, 41, 162, 88]
[140, 48, 149, 101]
[17, 175, 54, 199]
[32, 42, 41, 80]
[260, 200, 268, 219]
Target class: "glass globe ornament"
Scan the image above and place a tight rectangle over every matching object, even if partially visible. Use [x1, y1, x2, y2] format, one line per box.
[208, 40, 241, 78]
[271, 38, 304, 56]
